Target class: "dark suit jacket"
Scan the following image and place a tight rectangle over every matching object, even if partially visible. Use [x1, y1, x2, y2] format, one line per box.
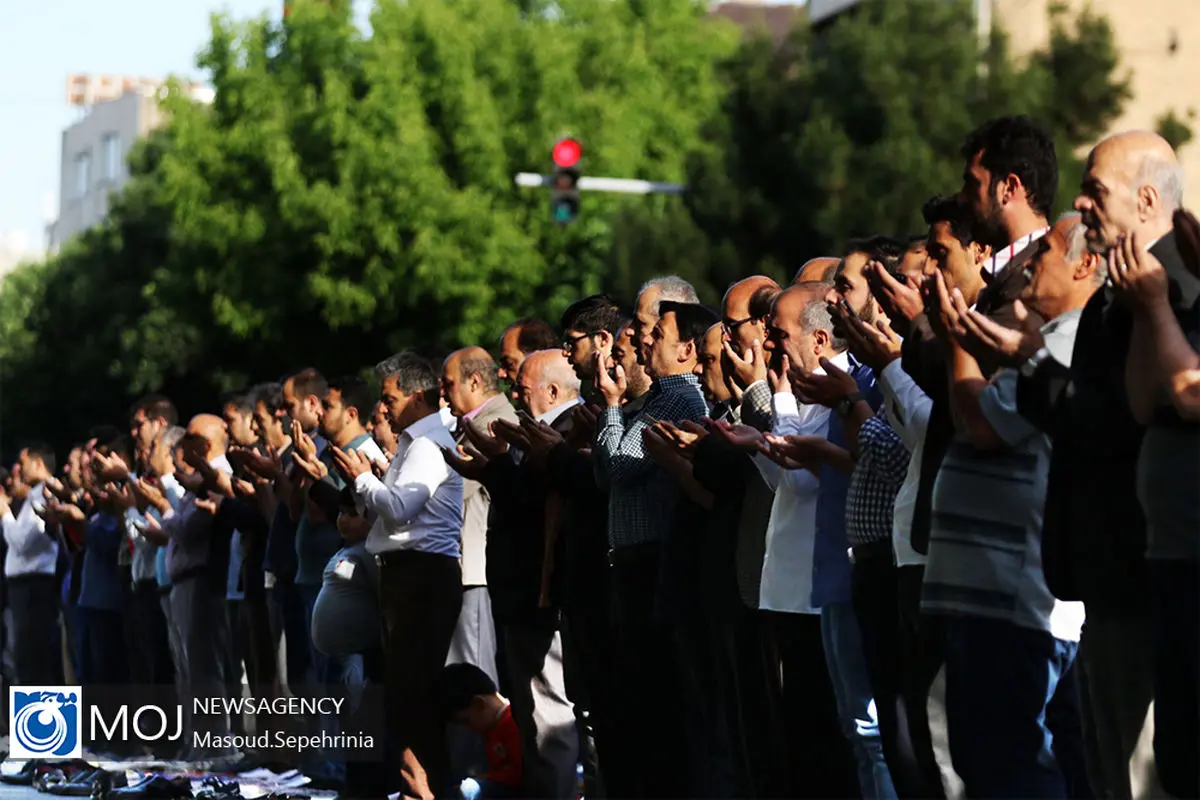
[480, 409, 574, 628]
[903, 240, 1045, 554]
[1021, 231, 1199, 608]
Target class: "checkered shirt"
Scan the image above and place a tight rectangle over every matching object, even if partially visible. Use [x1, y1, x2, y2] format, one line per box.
[846, 405, 911, 547]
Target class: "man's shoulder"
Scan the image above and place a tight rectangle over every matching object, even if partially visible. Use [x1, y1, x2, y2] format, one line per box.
[474, 395, 519, 426]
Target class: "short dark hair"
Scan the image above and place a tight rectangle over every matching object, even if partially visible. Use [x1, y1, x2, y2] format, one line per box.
[250, 382, 284, 413]
[961, 115, 1058, 219]
[327, 376, 376, 419]
[749, 285, 781, 321]
[220, 390, 254, 416]
[21, 441, 56, 474]
[376, 351, 439, 403]
[437, 663, 498, 717]
[508, 318, 558, 354]
[455, 353, 501, 395]
[560, 294, 627, 337]
[129, 394, 178, 427]
[288, 368, 328, 402]
[906, 233, 928, 247]
[845, 235, 906, 272]
[658, 301, 721, 347]
[922, 195, 975, 247]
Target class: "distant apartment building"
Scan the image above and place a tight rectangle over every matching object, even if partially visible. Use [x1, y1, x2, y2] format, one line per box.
[46, 75, 213, 251]
[806, 0, 1200, 201]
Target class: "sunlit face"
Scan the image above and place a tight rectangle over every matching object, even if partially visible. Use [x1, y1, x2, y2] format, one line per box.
[830, 250, 875, 323]
[612, 324, 639, 383]
[223, 404, 257, 448]
[563, 329, 603, 380]
[380, 376, 421, 430]
[765, 290, 824, 376]
[633, 287, 662, 366]
[647, 311, 694, 380]
[130, 409, 163, 459]
[1020, 218, 1094, 320]
[723, 285, 769, 353]
[515, 364, 554, 418]
[441, 361, 477, 418]
[319, 388, 354, 440]
[1074, 145, 1139, 255]
[926, 221, 985, 301]
[282, 379, 322, 432]
[697, 325, 728, 402]
[960, 149, 1006, 247]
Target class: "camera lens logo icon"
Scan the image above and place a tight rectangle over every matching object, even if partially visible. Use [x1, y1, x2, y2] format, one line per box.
[9, 687, 82, 759]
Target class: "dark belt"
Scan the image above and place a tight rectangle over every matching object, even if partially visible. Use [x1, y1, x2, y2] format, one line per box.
[849, 538, 893, 565]
[374, 549, 458, 569]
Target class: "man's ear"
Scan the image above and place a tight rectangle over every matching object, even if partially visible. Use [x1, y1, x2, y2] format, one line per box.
[1136, 183, 1160, 220]
[680, 339, 697, 363]
[813, 328, 831, 353]
[1076, 251, 1103, 281]
[971, 242, 994, 267]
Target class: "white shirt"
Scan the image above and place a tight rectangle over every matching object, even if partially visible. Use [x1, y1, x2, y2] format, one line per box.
[357, 411, 463, 557]
[2, 482, 57, 578]
[439, 406, 457, 434]
[753, 352, 848, 614]
[878, 359, 933, 567]
[982, 226, 1049, 277]
[537, 396, 583, 427]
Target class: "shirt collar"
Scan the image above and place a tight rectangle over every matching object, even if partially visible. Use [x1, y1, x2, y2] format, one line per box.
[209, 454, 233, 475]
[438, 406, 456, 432]
[403, 411, 447, 441]
[982, 226, 1050, 276]
[650, 372, 702, 394]
[537, 396, 583, 426]
[813, 350, 852, 376]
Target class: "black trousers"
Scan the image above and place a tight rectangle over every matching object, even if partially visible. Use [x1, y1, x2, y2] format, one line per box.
[853, 553, 946, 798]
[377, 550, 462, 797]
[9, 574, 64, 686]
[605, 544, 687, 799]
[131, 580, 175, 687]
[896, 565, 948, 799]
[766, 609, 859, 799]
[1150, 558, 1199, 799]
[561, 599, 615, 799]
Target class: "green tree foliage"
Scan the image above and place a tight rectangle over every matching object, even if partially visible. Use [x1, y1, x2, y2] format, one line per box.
[1156, 108, 1195, 153]
[0, 0, 737, 455]
[686, 0, 1131, 274]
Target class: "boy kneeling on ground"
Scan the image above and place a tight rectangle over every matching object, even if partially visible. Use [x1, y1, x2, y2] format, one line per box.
[437, 663, 524, 799]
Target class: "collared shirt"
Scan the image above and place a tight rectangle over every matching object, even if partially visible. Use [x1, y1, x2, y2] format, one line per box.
[152, 473, 186, 587]
[878, 359, 933, 567]
[164, 454, 233, 580]
[357, 411, 463, 557]
[754, 351, 856, 613]
[538, 396, 583, 427]
[846, 405, 911, 547]
[2, 482, 56, 577]
[595, 372, 708, 549]
[982, 226, 1050, 277]
[439, 406, 457, 434]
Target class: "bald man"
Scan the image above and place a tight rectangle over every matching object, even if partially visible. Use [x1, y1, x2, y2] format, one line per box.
[1016, 130, 1191, 800]
[144, 413, 235, 758]
[794, 257, 839, 284]
[1057, 130, 1197, 800]
[474, 349, 581, 798]
[722, 276, 781, 432]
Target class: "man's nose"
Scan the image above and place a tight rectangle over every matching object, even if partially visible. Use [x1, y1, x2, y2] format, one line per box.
[824, 287, 840, 306]
[1072, 195, 1090, 213]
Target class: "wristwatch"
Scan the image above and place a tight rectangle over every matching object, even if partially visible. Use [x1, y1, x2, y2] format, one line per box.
[834, 391, 865, 417]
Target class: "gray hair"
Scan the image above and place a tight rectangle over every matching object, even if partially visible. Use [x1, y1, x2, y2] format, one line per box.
[457, 353, 501, 395]
[375, 351, 439, 394]
[1135, 153, 1184, 212]
[798, 295, 848, 352]
[1057, 212, 1107, 284]
[521, 350, 582, 399]
[639, 276, 700, 314]
[160, 425, 186, 452]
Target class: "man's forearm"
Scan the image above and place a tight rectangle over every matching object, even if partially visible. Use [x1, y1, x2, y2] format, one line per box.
[1144, 300, 1200, 410]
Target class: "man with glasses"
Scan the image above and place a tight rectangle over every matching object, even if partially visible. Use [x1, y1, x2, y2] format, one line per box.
[719, 276, 782, 433]
[559, 294, 627, 392]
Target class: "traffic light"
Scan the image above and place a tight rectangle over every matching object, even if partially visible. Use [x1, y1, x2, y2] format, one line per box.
[550, 138, 582, 224]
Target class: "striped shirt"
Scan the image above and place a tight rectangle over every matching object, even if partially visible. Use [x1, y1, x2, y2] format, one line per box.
[922, 311, 1086, 641]
[981, 226, 1049, 277]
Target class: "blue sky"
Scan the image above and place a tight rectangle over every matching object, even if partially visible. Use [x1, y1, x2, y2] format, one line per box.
[0, 0, 803, 260]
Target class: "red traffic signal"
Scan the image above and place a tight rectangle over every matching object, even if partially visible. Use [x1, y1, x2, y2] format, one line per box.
[552, 138, 582, 169]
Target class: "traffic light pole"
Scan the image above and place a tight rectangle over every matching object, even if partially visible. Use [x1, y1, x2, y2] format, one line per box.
[515, 172, 686, 195]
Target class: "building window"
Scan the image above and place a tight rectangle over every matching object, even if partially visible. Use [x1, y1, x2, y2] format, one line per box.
[102, 134, 122, 182]
[74, 150, 92, 199]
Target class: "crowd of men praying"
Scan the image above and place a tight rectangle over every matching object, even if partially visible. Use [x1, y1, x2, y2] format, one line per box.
[1, 116, 1197, 800]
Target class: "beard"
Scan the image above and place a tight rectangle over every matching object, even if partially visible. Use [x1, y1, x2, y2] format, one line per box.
[972, 197, 1009, 249]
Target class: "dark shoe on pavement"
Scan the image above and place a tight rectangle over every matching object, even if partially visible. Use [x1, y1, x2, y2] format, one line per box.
[193, 776, 241, 799]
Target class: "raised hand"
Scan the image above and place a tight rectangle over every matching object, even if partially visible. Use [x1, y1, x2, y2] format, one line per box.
[567, 404, 600, 449]
[954, 293, 1043, 367]
[331, 446, 371, 480]
[491, 419, 533, 452]
[462, 421, 509, 459]
[723, 338, 768, 389]
[655, 420, 707, 453]
[441, 445, 488, 482]
[791, 356, 858, 408]
[867, 260, 924, 323]
[641, 425, 680, 465]
[768, 353, 792, 395]
[708, 419, 765, 453]
[594, 352, 627, 407]
[134, 478, 171, 514]
[291, 420, 317, 462]
[1110, 232, 1170, 310]
[761, 433, 829, 471]
[293, 452, 329, 482]
[194, 495, 222, 515]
